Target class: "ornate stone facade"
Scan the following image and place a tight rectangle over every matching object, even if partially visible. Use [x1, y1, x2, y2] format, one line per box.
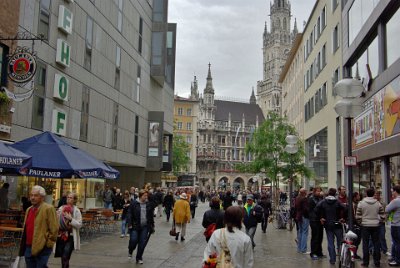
[257, 0, 298, 117]
[196, 64, 265, 190]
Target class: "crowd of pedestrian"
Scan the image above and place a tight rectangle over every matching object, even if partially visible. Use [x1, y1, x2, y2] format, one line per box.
[290, 184, 400, 267]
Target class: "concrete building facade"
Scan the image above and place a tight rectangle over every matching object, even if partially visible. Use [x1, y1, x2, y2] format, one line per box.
[302, 0, 343, 189]
[280, 33, 304, 139]
[1, 0, 176, 207]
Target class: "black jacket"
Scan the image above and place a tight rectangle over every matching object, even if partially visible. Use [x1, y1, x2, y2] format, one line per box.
[308, 195, 323, 222]
[126, 200, 155, 231]
[315, 196, 347, 229]
[222, 195, 233, 210]
[163, 194, 174, 210]
[243, 204, 263, 228]
[202, 208, 224, 229]
[258, 199, 272, 217]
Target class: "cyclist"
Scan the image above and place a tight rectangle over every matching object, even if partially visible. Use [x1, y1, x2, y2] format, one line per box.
[308, 187, 324, 260]
[315, 188, 347, 265]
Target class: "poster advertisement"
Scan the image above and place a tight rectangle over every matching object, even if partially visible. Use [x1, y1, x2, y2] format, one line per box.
[354, 75, 400, 150]
[148, 122, 160, 157]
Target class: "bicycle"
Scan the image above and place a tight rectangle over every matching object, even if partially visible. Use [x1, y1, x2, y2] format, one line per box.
[270, 205, 294, 231]
[338, 222, 358, 268]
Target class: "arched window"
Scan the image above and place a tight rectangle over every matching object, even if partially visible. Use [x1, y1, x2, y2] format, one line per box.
[283, 18, 287, 31]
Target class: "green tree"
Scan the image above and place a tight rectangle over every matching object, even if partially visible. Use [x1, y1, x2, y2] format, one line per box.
[236, 112, 312, 187]
[172, 135, 190, 175]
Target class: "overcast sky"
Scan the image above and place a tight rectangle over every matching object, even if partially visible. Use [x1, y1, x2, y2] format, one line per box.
[168, 0, 316, 101]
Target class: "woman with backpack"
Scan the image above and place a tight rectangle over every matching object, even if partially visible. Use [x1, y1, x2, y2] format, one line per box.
[202, 196, 225, 242]
[203, 206, 254, 268]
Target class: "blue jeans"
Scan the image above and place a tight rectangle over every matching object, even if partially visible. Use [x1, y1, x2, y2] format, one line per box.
[128, 226, 149, 261]
[25, 246, 52, 268]
[104, 202, 112, 209]
[325, 226, 343, 263]
[121, 218, 127, 235]
[368, 223, 388, 253]
[297, 216, 309, 253]
[245, 226, 257, 248]
[391, 226, 400, 263]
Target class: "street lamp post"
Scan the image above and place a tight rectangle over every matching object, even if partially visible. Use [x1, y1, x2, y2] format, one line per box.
[333, 78, 364, 230]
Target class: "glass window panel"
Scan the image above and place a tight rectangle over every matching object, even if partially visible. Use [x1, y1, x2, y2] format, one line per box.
[86, 17, 93, 49]
[152, 32, 163, 65]
[116, 46, 121, 68]
[386, 10, 400, 68]
[348, 0, 379, 45]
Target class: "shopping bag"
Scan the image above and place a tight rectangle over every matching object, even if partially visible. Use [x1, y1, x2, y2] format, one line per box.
[12, 256, 26, 268]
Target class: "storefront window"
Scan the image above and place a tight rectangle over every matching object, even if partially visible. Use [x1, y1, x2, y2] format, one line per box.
[390, 155, 400, 186]
[2, 177, 106, 210]
[386, 10, 400, 68]
[351, 36, 379, 79]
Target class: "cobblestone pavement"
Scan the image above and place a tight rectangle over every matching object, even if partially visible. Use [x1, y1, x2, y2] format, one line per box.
[43, 202, 393, 268]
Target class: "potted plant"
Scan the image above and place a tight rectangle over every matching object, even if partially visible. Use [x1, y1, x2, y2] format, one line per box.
[0, 91, 10, 115]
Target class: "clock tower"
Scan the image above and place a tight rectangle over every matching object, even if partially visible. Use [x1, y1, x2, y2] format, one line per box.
[257, 0, 298, 117]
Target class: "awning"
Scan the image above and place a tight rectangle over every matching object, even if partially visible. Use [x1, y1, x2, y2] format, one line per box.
[10, 131, 119, 179]
[0, 141, 32, 175]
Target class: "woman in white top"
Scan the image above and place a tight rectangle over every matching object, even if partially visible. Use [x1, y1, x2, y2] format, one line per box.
[203, 206, 254, 268]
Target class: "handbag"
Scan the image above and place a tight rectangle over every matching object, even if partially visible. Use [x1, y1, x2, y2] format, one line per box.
[204, 223, 217, 240]
[169, 219, 177, 236]
[217, 228, 233, 268]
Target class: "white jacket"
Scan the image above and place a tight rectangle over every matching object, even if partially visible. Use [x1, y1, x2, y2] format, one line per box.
[204, 227, 253, 268]
[57, 205, 83, 250]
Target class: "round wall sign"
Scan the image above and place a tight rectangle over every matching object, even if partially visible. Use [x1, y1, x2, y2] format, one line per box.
[8, 51, 37, 83]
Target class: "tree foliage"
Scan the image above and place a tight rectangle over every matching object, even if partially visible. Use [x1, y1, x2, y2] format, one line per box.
[172, 135, 190, 175]
[236, 112, 312, 184]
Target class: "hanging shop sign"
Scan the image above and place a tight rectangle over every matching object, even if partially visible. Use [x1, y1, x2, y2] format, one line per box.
[354, 74, 400, 150]
[52, 108, 67, 136]
[58, 5, 73, 35]
[7, 47, 37, 84]
[53, 74, 69, 101]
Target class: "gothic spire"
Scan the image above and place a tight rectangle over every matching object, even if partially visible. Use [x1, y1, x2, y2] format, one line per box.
[250, 87, 256, 104]
[190, 75, 199, 100]
[293, 17, 298, 34]
[204, 63, 214, 95]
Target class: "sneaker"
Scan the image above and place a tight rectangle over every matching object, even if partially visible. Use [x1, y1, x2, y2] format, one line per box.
[386, 252, 392, 257]
[181, 237, 185, 241]
[120, 234, 124, 238]
[137, 260, 144, 264]
[389, 261, 400, 267]
[310, 254, 319, 260]
[329, 261, 335, 265]
[175, 232, 180, 241]
[128, 254, 132, 259]
[302, 251, 310, 255]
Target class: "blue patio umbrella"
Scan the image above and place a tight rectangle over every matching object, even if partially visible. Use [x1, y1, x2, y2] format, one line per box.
[10, 131, 119, 179]
[0, 141, 32, 174]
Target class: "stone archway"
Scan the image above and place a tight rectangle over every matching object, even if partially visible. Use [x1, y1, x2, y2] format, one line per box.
[248, 177, 259, 192]
[218, 177, 229, 190]
[233, 177, 245, 191]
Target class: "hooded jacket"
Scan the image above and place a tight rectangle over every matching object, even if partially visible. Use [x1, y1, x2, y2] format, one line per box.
[315, 195, 347, 229]
[355, 197, 385, 227]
